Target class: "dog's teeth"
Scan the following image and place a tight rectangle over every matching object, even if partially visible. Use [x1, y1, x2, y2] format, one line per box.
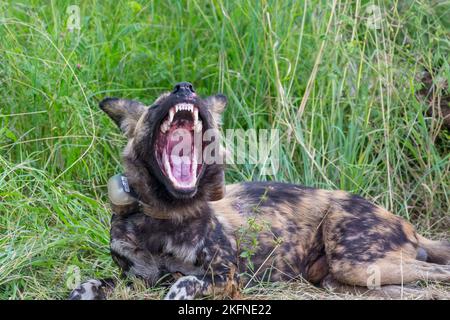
[169, 109, 175, 122]
[160, 121, 168, 133]
[162, 150, 174, 182]
[174, 103, 194, 114]
[192, 150, 198, 181]
[194, 120, 202, 133]
[193, 109, 198, 123]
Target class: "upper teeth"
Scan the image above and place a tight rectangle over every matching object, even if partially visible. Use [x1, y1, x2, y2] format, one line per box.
[175, 103, 194, 112]
[160, 103, 200, 134]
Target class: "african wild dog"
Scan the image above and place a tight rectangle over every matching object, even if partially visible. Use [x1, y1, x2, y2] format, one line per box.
[69, 82, 450, 300]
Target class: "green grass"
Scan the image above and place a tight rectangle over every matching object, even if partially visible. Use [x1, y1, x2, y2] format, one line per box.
[0, 0, 449, 299]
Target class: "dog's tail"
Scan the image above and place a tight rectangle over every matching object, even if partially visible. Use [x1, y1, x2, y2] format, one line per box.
[417, 235, 450, 265]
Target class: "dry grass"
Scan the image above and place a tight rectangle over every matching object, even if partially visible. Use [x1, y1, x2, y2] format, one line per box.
[104, 277, 450, 300]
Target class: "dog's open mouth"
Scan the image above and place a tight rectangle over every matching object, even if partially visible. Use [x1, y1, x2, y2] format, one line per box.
[155, 102, 203, 190]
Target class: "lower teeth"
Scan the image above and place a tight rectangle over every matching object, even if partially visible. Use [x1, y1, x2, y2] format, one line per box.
[194, 121, 202, 133]
[160, 120, 202, 134]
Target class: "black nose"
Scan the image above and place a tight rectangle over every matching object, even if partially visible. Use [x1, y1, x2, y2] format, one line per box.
[172, 82, 195, 95]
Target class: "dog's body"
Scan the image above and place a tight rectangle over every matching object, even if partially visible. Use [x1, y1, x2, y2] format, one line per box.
[69, 83, 450, 300]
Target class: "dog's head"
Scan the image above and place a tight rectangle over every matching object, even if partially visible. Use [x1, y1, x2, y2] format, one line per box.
[100, 82, 226, 203]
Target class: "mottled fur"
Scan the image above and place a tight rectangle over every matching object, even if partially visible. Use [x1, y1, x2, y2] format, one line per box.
[69, 85, 450, 300]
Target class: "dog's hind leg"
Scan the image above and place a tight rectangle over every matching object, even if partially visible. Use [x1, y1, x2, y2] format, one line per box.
[323, 196, 450, 294]
[329, 256, 450, 287]
[417, 235, 450, 265]
[320, 274, 441, 299]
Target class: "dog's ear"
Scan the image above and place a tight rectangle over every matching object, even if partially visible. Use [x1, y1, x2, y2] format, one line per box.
[99, 97, 146, 138]
[205, 94, 227, 124]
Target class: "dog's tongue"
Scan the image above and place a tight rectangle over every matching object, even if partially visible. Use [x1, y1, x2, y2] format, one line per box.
[167, 127, 195, 184]
[170, 155, 192, 182]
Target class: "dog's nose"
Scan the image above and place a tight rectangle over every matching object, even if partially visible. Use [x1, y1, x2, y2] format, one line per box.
[172, 82, 195, 96]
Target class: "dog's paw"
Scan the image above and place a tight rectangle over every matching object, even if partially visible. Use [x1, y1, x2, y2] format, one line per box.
[164, 275, 205, 300]
[68, 279, 106, 300]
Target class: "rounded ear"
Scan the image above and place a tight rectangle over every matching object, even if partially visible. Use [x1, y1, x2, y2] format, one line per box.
[99, 97, 146, 138]
[205, 94, 227, 114]
[204, 94, 227, 125]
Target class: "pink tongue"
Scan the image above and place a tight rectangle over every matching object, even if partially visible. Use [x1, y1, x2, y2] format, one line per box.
[167, 125, 194, 184]
[171, 156, 192, 182]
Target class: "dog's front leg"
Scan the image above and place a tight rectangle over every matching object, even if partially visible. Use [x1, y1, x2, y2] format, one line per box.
[164, 216, 241, 300]
[164, 275, 207, 300]
[164, 272, 240, 300]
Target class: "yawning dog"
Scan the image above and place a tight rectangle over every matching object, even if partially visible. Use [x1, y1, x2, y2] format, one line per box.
[69, 82, 450, 300]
